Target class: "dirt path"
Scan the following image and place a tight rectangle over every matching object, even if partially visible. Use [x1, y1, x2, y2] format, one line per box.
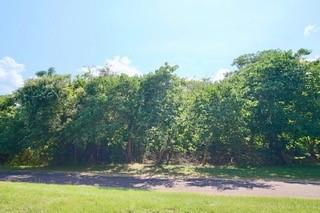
[0, 171, 319, 199]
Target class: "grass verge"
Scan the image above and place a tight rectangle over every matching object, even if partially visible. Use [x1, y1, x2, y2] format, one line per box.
[0, 181, 319, 212]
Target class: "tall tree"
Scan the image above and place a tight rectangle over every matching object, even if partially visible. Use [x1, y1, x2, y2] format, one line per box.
[235, 50, 309, 164]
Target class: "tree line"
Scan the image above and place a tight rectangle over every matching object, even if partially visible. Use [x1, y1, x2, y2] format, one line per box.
[0, 49, 319, 166]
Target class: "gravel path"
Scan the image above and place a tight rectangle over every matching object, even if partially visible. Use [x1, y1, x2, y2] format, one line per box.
[0, 171, 319, 199]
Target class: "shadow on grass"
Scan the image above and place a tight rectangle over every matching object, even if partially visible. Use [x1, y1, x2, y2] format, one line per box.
[185, 178, 272, 190]
[1, 163, 319, 181]
[0, 171, 272, 191]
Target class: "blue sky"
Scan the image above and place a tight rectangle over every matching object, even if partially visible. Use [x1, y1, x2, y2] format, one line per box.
[0, 0, 319, 94]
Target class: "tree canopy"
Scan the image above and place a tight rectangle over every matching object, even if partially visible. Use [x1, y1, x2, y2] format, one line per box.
[0, 49, 319, 166]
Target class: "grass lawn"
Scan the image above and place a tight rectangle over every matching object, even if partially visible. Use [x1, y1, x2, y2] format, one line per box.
[1, 163, 320, 181]
[0, 181, 319, 213]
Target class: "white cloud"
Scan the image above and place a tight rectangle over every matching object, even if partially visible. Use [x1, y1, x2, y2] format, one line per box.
[305, 54, 320, 62]
[81, 56, 140, 77]
[105, 56, 140, 76]
[184, 76, 201, 81]
[0, 57, 25, 94]
[211, 68, 230, 82]
[80, 65, 104, 77]
[304, 24, 318, 36]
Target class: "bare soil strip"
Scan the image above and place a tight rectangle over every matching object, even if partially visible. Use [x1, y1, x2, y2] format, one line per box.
[0, 171, 319, 199]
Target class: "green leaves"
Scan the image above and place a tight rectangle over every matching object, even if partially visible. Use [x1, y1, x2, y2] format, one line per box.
[0, 50, 319, 166]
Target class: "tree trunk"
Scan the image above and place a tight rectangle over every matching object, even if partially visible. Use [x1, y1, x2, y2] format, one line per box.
[201, 151, 208, 166]
[202, 140, 210, 166]
[73, 144, 77, 163]
[166, 151, 172, 165]
[268, 134, 288, 165]
[308, 140, 318, 161]
[126, 138, 132, 163]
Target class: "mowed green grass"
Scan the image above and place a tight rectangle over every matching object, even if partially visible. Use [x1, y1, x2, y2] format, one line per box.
[0, 182, 319, 213]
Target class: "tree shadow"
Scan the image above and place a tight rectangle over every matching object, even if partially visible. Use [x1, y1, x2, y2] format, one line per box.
[1, 168, 319, 193]
[138, 164, 190, 176]
[0, 171, 276, 191]
[185, 178, 272, 191]
[0, 171, 175, 189]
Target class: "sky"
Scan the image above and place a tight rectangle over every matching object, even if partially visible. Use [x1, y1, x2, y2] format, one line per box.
[0, 0, 320, 94]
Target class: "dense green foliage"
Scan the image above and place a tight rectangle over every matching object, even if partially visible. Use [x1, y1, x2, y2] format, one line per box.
[0, 49, 319, 165]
